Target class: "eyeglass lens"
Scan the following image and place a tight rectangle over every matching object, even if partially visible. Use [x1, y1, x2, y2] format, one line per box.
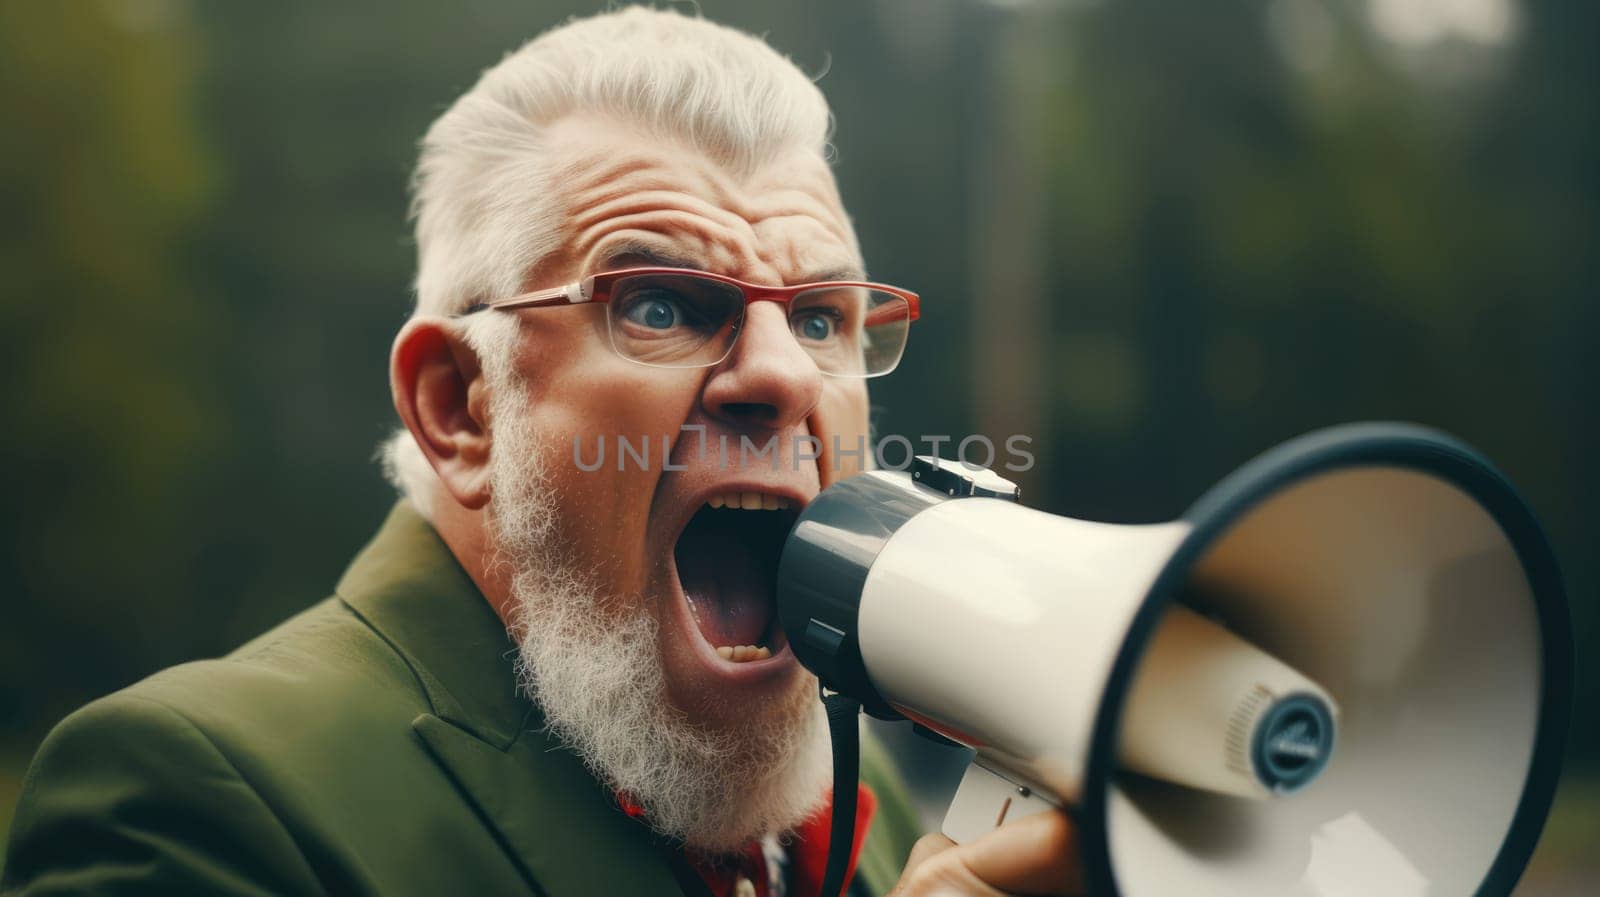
[605, 273, 910, 377]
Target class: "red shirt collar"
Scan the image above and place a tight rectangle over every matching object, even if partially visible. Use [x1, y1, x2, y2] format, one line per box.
[619, 785, 879, 897]
[786, 784, 878, 897]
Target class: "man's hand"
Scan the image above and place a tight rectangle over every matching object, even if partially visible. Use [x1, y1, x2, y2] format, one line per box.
[888, 810, 1084, 896]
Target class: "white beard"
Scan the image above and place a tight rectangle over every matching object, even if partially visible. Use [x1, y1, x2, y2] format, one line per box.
[483, 375, 831, 851]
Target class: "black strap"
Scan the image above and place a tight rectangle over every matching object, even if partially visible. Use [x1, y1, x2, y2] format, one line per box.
[663, 848, 718, 897]
[819, 692, 863, 897]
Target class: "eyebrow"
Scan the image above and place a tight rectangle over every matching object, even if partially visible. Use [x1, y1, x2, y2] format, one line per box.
[593, 238, 868, 285]
[595, 240, 705, 273]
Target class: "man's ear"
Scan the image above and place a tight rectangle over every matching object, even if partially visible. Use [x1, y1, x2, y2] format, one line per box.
[391, 317, 495, 510]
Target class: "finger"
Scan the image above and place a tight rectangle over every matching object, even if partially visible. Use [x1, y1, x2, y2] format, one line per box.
[902, 832, 958, 879]
[958, 810, 1082, 895]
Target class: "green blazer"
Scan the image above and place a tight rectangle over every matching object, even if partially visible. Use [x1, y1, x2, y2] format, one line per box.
[2, 504, 924, 895]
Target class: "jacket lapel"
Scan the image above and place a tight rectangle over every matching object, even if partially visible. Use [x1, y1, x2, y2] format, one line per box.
[412, 714, 685, 895]
[338, 503, 686, 895]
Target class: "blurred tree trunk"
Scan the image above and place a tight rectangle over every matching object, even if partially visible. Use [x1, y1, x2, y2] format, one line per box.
[970, 8, 1052, 496]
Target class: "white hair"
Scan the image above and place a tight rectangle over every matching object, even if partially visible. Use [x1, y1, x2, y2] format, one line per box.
[381, 6, 834, 515]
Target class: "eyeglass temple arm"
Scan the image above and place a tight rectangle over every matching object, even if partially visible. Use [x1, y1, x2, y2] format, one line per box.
[481, 280, 592, 311]
[864, 295, 919, 327]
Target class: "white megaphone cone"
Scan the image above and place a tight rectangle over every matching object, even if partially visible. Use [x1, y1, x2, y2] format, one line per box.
[777, 423, 1570, 897]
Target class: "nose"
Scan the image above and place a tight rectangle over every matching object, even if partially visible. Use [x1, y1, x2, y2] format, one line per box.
[700, 301, 824, 430]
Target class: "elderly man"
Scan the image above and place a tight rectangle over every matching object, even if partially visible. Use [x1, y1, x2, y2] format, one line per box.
[3, 8, 1076, 896]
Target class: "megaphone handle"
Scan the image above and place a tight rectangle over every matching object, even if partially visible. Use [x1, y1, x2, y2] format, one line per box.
[942, 760, 1060, 844]
[819, 692, 862, 897]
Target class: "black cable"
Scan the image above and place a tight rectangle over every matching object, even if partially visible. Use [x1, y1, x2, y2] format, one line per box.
[819, 691, 863, 897]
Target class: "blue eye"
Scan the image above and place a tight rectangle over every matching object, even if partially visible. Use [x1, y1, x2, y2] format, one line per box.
[624, 294, 682, 330]
[795, 313, 835, 342]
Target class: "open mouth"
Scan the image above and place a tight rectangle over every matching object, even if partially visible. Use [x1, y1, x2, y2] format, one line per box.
[673, 492, 800, 664]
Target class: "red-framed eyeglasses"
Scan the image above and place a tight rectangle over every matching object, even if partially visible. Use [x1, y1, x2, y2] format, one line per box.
[465, 267, 920, 378]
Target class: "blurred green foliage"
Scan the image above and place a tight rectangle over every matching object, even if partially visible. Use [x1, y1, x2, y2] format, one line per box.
[0, 0, 225, 727]
[0, 0, 1595, 889]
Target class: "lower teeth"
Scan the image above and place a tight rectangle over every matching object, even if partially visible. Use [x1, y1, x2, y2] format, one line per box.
[716, 645, 771, 663]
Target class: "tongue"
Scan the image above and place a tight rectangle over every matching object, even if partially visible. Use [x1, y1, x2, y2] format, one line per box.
[675, 508, 779, 647]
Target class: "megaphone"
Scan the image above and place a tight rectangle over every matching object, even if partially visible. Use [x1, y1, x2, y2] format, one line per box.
[776, 423, 1570, 897]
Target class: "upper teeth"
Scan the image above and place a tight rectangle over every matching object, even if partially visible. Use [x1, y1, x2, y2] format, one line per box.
[708, 492, 791, 511]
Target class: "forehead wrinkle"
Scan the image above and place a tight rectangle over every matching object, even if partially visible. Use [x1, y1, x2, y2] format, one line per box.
[739, 192, 849, 232]
[582, 228, 861, 289]
[551, 154, 672, 223]
[741, 165, 844, 210]
[564, 144, 734, 216]
[752, 224, 865, 283]
[563, 151, 672, 194]
[547, 126, 859, 286]
[747, 204, 856, 251]
[545, 114, 841, 219]
[565, 151, 716, 208]
[752, 208, 863, 282]
[730, 180, 858, 254]
[566, 150, 843, 243]
[569, 190, 753, 245]
[573, 214, 759, 277]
